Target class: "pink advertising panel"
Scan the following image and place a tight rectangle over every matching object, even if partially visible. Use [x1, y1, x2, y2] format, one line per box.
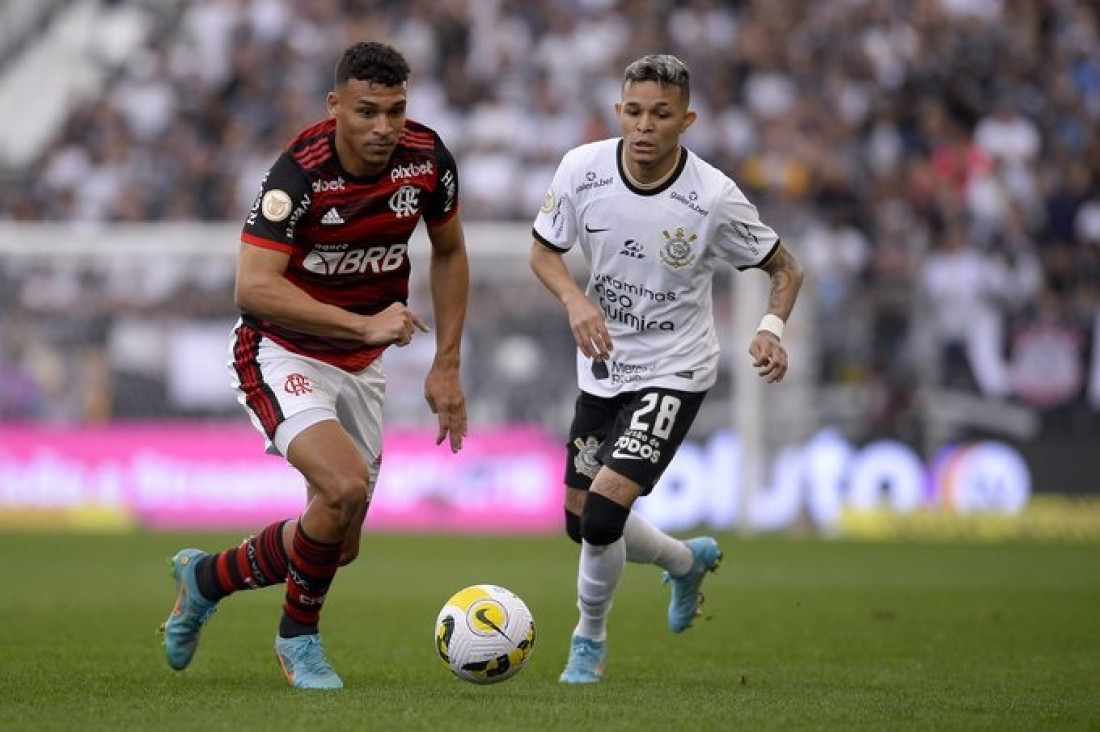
[0, 423, 564, 532]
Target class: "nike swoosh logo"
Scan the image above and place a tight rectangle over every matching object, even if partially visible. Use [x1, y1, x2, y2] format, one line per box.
[585, 224, 610, 233]
[611, 450, 644, 461]
[475, 608, 509, 638]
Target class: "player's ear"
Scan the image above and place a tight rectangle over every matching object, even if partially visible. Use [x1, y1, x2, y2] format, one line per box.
[681, 109, 697, 133]
[326, 90, 339, 118]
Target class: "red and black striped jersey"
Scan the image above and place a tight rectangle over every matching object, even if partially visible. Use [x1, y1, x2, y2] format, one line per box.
[240, 116, 460, 371]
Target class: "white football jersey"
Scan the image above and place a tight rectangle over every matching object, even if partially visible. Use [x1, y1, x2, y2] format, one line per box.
[533, 138, 779, 397]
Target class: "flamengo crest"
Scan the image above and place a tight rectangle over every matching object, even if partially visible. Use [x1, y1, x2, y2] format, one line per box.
[284, 373, 312, 395]
[389, 185, 420, 218]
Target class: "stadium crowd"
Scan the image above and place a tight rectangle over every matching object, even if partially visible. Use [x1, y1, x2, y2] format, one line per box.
[0, 0, 1098, 443]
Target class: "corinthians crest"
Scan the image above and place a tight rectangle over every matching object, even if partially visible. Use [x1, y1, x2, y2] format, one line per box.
[572, 436, 601, 479]
[659, 227, 698, 270]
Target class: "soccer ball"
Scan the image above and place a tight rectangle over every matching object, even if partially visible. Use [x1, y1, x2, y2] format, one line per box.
[434, 584, 536, 684]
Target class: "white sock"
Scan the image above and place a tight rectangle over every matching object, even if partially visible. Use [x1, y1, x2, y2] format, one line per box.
[574, 538, 626, 642]
[623, 511, 693, 576]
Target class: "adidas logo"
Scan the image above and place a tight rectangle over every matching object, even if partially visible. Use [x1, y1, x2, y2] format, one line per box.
[320, 207, 344, 225]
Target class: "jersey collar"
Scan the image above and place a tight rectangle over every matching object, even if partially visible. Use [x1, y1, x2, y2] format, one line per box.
[617, 139, 687, 196]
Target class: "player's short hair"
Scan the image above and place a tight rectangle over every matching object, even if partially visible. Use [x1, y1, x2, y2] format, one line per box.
[335, 41, 410, 88]
[622, 54, 691, 104]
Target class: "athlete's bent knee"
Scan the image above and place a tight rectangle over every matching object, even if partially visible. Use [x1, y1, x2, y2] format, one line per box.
[581, 492, 630, 546]
[316, 472, 369, 527]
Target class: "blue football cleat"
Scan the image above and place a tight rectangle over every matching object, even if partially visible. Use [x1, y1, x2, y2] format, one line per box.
[160, 548, 218, 670]
[275, 634, 344, 690]
[558, 635, 606, 684]
[663, 536, 722, 633]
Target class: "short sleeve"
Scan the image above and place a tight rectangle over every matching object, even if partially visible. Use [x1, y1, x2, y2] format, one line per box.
[241, 154, 312, 253]
[712, 179, 780, 270]
[423, 136, 460, 224]
[531, 156, 577, 252]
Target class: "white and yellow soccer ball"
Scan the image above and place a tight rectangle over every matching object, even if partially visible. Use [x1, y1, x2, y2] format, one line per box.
[434, 584, 536, 684]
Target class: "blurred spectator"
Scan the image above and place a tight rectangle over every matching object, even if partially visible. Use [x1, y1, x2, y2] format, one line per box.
[801, 204, 871, 382]
[915, 221, 1010, 398]
[0, 317, 44, 420]
[1007, 287, 1087, 410]
[0, 0, 1096, 439]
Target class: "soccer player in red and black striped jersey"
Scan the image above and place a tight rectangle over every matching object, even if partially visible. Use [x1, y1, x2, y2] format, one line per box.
[159, 41, 470, 690]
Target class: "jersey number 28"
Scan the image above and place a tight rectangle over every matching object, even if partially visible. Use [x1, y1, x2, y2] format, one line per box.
[630, 393, 682, 440]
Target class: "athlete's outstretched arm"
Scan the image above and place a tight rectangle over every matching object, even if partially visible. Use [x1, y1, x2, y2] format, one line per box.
[235, 242, 424, 345]
[424, 214, 470, 452]
[749, 241, 803, 383]
[529, 240, 612, 361]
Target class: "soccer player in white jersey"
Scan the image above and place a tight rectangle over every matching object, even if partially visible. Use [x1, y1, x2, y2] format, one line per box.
[530, 53, 803, 683]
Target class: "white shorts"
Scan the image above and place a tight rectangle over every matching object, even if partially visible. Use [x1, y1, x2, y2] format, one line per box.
[229, 324, 386, 482]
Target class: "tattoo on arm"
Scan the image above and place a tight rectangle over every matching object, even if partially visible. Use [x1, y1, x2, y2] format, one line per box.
[762, 245, 803, 320]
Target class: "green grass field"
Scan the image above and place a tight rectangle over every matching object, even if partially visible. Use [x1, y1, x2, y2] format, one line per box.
[1, 531, 1097, 731]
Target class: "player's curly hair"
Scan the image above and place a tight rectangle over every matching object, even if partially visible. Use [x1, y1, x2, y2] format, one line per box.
[622, 54, 690, 104]
[335, 41, 410, 87]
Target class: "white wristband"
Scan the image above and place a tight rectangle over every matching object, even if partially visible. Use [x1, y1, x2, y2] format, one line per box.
[757, 313, 785, 340]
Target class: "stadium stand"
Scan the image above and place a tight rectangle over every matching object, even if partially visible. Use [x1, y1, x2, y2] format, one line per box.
[0, 0, 1097, 468]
